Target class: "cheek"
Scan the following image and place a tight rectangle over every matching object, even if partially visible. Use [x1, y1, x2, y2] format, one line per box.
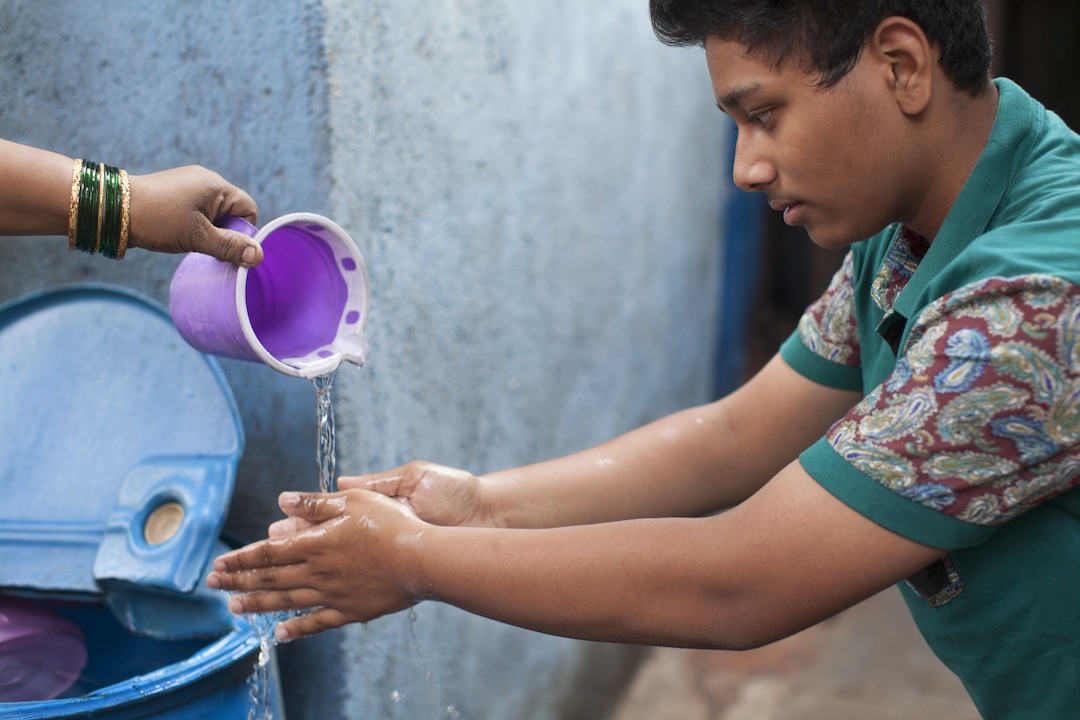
[820, 116, 868, 166]
[806, 119, 882, 196]
[775, 107, 851, 177]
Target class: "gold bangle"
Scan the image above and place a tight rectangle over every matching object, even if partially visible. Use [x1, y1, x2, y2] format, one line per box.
[94, 162, 107, 254]
[116, 169, 130, 260]
[67, 158, 81, 250]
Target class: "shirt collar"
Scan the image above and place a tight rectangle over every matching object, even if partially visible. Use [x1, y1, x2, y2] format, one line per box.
[893, 77, 1036, 319]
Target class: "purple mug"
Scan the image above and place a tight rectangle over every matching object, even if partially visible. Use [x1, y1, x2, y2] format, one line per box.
[169, 213, 369, 378]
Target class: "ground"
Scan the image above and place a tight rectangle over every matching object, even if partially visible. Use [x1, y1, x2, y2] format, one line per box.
[610, 588, 979, 719]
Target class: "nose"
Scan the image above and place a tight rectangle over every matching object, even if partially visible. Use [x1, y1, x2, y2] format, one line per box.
[731, 132, 775, 192]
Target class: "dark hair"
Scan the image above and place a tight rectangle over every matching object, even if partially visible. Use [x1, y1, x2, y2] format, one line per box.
[649, 0, 992, 95]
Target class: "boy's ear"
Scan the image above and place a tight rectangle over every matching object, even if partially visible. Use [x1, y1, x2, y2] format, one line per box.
[872, 16, 934, 116]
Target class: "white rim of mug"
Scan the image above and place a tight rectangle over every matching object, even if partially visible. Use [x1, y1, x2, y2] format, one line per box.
[233, 212, 370, 378]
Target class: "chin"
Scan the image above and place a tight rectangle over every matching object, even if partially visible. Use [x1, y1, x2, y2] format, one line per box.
[805, 229, 856, 250]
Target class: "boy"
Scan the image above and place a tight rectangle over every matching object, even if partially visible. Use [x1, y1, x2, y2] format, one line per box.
[211, 3, 1080, 716]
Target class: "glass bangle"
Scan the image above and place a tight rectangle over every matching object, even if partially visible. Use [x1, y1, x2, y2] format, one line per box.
[75, 161, 100, 254]
[100, 165, 122, 258]
[69, 159, 129, 260]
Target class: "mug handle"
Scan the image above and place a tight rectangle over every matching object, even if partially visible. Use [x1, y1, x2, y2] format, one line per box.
[215, 215, 258, 238]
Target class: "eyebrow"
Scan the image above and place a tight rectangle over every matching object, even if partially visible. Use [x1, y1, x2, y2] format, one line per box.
[716, 82, 762, 115]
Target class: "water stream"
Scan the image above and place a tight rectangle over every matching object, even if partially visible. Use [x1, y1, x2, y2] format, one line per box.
[245, 372, 338, 720]
[246, 611, 283, 720]
[313, 371, 337, 494]
[245, 371, 456, 718]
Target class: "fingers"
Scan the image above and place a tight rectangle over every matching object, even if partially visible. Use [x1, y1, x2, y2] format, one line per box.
[273, 607, 352, 642]
[215, 182, 258, 227]
[203, 182, 261, 266]
[278, 491, 348, 521]
[267, 492, 346, 537]
[211, 536, 307, 577]
[227, 587, 325, 616]
[267, 516, 314, 539]
[337, 460, 445, 496]
[337, 467, 411, 495]
[206, 226, 263, 267]
[210, 493, 352, 587]
[338, 462, 486, 528]
[207, 488, 426, 638]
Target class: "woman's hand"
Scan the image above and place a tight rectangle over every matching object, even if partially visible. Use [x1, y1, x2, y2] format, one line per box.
[127, 165, 262, 266]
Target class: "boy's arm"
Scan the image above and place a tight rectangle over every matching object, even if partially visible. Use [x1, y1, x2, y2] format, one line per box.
[211, 447, 942, 647]
[346, 354, 863, 529]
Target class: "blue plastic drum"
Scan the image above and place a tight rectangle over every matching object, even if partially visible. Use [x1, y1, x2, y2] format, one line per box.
[0, 286, 283, 718]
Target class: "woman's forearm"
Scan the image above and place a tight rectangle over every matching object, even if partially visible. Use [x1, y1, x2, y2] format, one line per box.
[0, 139, 74, 236]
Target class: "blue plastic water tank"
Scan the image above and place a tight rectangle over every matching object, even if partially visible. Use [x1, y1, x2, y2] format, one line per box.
[0, 285, 284, 718]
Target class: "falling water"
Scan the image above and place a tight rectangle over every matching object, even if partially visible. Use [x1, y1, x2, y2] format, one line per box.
[245, 611, 283, 720]
[407, 609, 461, 718]
[313, 371, 337, 493]
[246, 372, 457, 718]
[245, 372, 338, 719]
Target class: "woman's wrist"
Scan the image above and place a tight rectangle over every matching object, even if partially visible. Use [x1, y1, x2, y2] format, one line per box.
[67, 159, 130, 259]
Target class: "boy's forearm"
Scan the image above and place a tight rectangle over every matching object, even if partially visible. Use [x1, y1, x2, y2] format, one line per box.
[417, 462, 943, 650]
[479, 356, 857, 529]
[479, 402, 764, 528]
[416, 516, 752, 647]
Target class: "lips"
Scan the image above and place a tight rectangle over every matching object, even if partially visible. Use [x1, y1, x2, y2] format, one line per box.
[768, 198, 804, 226]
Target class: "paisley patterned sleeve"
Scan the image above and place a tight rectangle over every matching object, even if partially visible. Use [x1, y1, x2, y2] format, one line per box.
[826, 274, 1080, 526]
[795, 250, 861, 367]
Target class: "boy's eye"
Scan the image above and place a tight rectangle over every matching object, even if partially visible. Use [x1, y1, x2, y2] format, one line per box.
[748, 109, 772, 126]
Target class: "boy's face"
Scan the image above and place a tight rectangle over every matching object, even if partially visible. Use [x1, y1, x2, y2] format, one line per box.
[706, 36, 912, 248]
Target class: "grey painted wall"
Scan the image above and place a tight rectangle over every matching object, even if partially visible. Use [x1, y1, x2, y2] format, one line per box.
[0, 1, 730, 717]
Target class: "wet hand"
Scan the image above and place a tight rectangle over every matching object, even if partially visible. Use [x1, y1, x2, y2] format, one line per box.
[127, 165, 263, 266]
[207, 489, 428, 641]
[338, 461, 496, 528]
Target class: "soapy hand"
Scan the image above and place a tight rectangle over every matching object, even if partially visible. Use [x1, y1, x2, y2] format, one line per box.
[208, 489, 428, 641]
[127, 165, 263, 266]
[262, 461, 489, 546]
[337, 461, 496, 528]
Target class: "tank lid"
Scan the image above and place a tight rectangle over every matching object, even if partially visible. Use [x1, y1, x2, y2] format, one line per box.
[0, 285, 243, 636]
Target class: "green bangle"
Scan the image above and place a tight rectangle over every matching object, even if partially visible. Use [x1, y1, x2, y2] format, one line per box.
[69, 159, 129, 259]
[75, 160, 99, 255]
[99, 165, 122, 259]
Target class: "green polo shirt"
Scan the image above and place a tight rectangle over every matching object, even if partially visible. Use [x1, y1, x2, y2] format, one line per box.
[781, 78, 1080, 718]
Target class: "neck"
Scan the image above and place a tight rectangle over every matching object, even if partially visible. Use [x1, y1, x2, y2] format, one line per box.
[907, 80, 1000, 241]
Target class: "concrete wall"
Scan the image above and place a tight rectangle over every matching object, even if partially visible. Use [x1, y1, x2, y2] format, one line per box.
[0, 1, 729, 717]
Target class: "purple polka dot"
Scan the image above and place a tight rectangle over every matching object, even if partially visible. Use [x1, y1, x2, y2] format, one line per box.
[341, 258, 357, 271]
[345, 311, 360, 324]
[318, 350, 334, 358]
